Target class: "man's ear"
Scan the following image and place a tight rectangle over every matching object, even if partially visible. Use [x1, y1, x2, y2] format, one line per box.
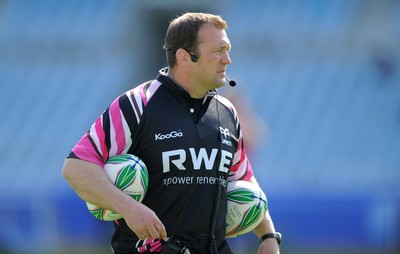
[176, 48, 191, 66]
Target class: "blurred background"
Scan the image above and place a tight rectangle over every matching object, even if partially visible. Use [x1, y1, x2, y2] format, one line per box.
[0, 0, 399, 253]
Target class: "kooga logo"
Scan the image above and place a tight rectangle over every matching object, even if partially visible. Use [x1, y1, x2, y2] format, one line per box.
[155, 130, 183, 140]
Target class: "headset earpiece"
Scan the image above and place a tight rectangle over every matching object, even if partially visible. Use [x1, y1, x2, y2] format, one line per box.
[184, 49, 198, 62]
[189, 53, 198, 62]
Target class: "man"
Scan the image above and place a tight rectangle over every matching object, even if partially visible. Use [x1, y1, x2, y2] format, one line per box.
[62, 12, 280, 254]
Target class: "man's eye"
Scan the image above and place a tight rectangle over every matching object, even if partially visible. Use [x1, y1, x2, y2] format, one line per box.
[214, 48, 228, 53]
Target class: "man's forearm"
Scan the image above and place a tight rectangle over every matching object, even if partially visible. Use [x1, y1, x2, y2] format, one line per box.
[61, 158, 133, 213]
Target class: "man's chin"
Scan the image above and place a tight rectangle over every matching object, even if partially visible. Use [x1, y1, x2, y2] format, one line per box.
[215, 78, 226, 87]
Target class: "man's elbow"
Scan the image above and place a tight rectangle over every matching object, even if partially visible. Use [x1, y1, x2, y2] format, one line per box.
[61, 158, 79, 182]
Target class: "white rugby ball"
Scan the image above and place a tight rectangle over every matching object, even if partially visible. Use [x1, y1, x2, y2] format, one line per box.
[225, 180, 268, 238]
[86, 154, 149, 221]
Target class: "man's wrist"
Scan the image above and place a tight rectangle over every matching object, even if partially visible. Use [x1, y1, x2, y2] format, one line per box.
[260, 232, 282, 245]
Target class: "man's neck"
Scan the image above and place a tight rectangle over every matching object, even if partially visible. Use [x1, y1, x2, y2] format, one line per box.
[166, 68, 206, 99]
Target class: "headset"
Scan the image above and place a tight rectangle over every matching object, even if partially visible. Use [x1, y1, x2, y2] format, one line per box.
[184, 49, 237, 87]
[187, 51, 199, 63]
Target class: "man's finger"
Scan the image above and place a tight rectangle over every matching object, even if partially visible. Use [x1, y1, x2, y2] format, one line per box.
[154, 222, 167, 240]
[137, 232, 146, 240]
[148, 226, 160, 239]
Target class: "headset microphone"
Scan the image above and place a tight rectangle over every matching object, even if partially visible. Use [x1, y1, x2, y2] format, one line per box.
[225, 75, 237, 87]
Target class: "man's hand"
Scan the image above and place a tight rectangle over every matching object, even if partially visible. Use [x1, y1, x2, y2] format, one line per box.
[122, 201, 167, 241]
